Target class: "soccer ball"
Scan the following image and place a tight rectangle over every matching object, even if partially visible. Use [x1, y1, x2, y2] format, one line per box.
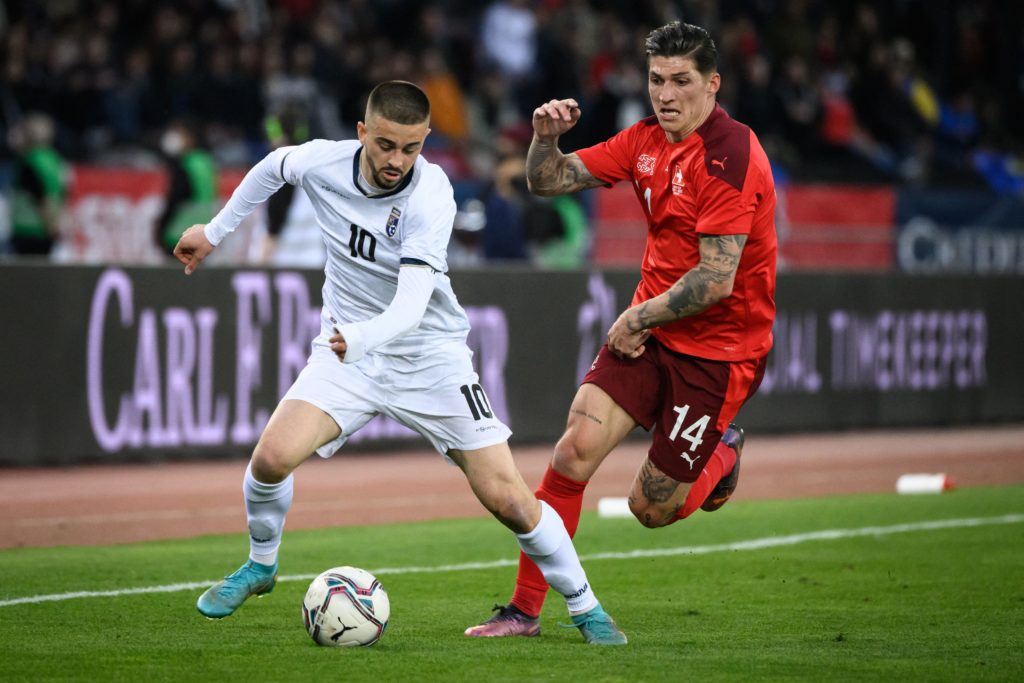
[302, 566, 390, 647]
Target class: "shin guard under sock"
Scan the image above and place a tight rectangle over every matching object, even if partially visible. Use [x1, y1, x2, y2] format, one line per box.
[243, 463, 294, 565]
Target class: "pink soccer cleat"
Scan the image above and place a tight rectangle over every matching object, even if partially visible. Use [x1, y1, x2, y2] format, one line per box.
[464, 604, 540, 638]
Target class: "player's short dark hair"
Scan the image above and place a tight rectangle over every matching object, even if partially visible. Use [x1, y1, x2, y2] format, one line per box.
[645, 21, 718, 76]
[366, 81, 431, 125]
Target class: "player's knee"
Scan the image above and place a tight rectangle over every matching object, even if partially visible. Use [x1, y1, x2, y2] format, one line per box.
[628, 498, 673, 529]
[552, 433, 595, 480]
[250, 446, 292, 483]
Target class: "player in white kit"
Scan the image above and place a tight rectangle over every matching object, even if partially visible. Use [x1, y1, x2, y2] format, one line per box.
[174, 81, 625, 644]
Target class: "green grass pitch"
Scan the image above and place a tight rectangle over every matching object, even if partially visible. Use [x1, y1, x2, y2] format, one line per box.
[1, 485, 1022, 682]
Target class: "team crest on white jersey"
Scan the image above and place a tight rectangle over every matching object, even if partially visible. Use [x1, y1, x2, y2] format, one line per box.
[636, 154, 657, 175]
[386, 207, 401, 237]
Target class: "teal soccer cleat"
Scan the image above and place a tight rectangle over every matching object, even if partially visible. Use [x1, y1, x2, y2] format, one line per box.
[569, 603, 628, 645]
[196, 559, 278, 619]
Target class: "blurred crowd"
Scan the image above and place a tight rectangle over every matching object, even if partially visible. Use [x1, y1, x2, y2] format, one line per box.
[1, 0, 1022, 263]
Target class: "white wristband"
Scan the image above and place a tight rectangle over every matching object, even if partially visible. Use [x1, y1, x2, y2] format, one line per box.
[335, 323, 367, 364]
[204, 222, 228, 246]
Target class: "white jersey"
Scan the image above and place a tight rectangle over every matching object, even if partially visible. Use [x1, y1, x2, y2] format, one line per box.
[269, 188, 325, 268]
[207, 139, 471, 358]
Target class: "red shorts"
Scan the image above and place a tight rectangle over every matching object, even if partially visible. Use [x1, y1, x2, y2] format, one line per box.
[582, 337, 766, 483]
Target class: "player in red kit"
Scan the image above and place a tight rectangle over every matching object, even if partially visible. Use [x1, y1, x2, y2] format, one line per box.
[466, 21, 776, 641]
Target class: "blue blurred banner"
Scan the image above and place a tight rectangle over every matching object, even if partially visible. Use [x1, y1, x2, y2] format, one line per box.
[896, 189, 1024, 275]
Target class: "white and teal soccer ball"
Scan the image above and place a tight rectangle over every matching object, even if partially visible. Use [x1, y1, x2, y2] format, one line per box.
[302, 566, 390, 647]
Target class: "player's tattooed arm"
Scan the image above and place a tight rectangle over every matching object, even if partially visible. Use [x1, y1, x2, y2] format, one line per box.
[526, 143, 605, 196]
[624, 233, 748, 332]
[606, 233, 746, 358]
[570, 408, 603, 425]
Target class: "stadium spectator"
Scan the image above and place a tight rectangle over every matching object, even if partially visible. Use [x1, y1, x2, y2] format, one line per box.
[0, 1, 1016, 184]
[260, 107, 324, 267]
[583, 23, 650, 149]
[479, 0, 538, 81]
[479, 0, 540, 112]
[7, 112, 69, 256]
[464, 66, 522, 176]
[466, 20, 775, 638]
[480, 155, 532, 261]
[775, 54, 823, 161]
[732, 53, 781, 151]
[154, 119, 217, 257]
[2, 0, 1022, 265]
[417, 47, 470, 148]
[447, 198, 485, 267]
[480, 152, 578, 266]
[850, 37, 933, 182]
[195, 43, 265, 166]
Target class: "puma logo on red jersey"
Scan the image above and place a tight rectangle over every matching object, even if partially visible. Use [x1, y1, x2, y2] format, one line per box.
[711, 157, 728, 170]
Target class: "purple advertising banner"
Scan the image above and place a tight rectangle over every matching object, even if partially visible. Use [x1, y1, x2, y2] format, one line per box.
[0, 264, 1021, 465]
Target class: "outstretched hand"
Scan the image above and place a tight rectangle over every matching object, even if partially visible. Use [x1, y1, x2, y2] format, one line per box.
[532, 98, 582, 139]
[173, 224, 215, 275]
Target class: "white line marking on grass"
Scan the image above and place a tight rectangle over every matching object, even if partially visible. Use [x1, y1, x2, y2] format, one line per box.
[2, 513, 1021, 608]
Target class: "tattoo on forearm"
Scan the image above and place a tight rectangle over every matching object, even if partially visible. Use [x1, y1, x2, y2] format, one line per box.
[666, 270, 714, 316]
[639, 459, 680, 503]
[526, 147, 601, 194]
[526, 138, 555, 179]
[627, 302, 655, 332]
[570, 408, 603, 425]
[624, 234, 748, 330]
[665, 234, 748, 318]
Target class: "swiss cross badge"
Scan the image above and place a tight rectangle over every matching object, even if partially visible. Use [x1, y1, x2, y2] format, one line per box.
[672, 164, 685, 195]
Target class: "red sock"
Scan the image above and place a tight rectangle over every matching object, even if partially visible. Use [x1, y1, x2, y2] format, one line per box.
[674, 440, 737, 521]
[509, 466, 587, 618]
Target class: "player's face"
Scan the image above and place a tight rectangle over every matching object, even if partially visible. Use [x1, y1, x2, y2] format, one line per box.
[357, 114, 430, 189]
[647, 55, 720, 143]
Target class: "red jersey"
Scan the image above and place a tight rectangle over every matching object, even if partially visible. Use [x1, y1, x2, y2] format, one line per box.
[576, 104, 776, 361]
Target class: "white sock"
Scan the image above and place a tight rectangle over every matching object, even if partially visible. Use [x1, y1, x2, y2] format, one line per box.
[243, 462, 294, 566]
[516, 500, 598, 615]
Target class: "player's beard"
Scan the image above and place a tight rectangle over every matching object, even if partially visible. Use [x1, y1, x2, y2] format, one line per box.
[367, 155, 404, 189]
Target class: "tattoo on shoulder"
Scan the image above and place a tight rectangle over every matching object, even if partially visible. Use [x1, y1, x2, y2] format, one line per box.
[570, 408, 603, 425]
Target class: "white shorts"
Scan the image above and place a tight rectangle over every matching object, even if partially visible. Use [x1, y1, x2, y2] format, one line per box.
[282, 342, 512, 460]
